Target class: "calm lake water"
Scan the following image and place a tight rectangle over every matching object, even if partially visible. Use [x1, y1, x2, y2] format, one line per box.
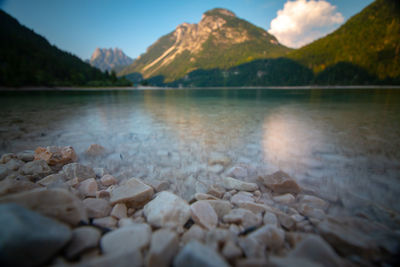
[1, 88, 400, 225]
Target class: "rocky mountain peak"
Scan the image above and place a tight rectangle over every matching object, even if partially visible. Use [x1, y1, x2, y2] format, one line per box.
[204, 8, 236, 18]
[89, 47, 133, 72]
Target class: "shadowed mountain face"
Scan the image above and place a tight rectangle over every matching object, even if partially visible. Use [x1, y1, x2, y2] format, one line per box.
[0, 10, 131, 87]
[119, 8, 291, 82]
[289, 0, 400, 81]
[89, 48, 134, 72]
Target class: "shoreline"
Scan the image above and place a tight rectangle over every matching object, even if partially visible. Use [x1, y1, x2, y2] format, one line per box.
[1, 85, 400, 91]
[0, 145, 399, 266]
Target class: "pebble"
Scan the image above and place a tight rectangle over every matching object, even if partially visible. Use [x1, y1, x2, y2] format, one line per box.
[258, 170, 301, 194]
[110, 203, 127, 219]
[247, 224, 285, 252]
[182, 225, 206, 244]
[222, 240, 242, 260]
[191, 200, 218, 230]
[194, 192, 218, 200]
[205, 199, 232, 219]
[110, 177, 154, 207]
[144, 191, 190, 228]
[263, 212, 279, 226]
[100, 174, 118, 186]
[63, 163, 96, 182]
[64, 226, 101, 260]
[78, 178, 98, 197]
[174, 240, 230, 267]
[0, 188, 87, 225]
[147, 229, 179, 267]
[101, 223, 151, 254]
[222, 177, 258, 192]
[34, 146, 77, 166]
[223, 208, 262, 228]
[0, 203, 72, 267]
[93, 216, 118, 229]
[273, 193, 296, 204]
[207, 184, 225, 198]
[86, 144, 106, 156]
[230, 191, 255, 205]
[83, 198, 112, 218]
[20, 159, 52, 181]
[0, 178, 40, 197]
[76, 250, 143, 267]
[37, 173, 66, 187]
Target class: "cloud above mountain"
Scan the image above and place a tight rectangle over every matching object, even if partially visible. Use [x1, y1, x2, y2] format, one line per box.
[268, 0, 344, 48]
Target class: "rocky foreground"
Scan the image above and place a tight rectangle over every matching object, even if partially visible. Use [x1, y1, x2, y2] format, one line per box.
[0, 146, 399, 267]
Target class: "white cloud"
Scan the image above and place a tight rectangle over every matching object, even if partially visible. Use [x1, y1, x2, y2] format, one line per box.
[268, 0, 344, 48]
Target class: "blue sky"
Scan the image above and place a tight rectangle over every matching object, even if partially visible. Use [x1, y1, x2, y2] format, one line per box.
[1, 0, 373, 60]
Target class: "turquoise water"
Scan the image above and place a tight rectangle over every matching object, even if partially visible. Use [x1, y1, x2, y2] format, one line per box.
[1, 88, 400, 224]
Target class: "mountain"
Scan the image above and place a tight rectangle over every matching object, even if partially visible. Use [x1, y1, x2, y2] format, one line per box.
[288, 0, 400, 83]
[119, 8, 291, 83]
[0, 10, 131, 87]
[89, 48, 134, 72]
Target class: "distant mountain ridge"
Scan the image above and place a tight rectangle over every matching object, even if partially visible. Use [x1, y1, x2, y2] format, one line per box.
[119, 8, 291, 82]
[89, 48, 134, 72]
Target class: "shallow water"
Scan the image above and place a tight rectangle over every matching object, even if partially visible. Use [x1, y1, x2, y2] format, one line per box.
[1, 88, 400, 224]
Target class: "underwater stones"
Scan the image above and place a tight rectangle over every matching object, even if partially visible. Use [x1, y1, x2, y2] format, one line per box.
[223, 208, 262, 228]
[20, 160, 52, 181]
[110, 178, 154, 207]
[34, 146, 77, 166]
[259, 170, 301, 194]
[100, 174, 118, 186]
[86, 144, 106, 157]
[144, 191, 190, 228]
[83, 198, 112, 218]
[78, 178, 98, 197]
[222, 177, 258, 192]
[62, 163, 96, 182]
[64, 226, 101, 260]
[191, 200, 218, 230]
[147, 229, 179, 267]
[273, 193, 295, 204]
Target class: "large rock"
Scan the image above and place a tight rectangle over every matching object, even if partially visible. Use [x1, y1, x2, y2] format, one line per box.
[222, 177, 258, 192]
[174, 240, 230, 267]
[110, 178, 154, 207]
[0, 188, 87, 225]
[100, 223, 151, 254]
[144, 191, 190, 228]
[62, 163, 96, 182]
[34, 146, 77, 166]
[20, 160, 52, 181]
[0, 204, 71, 267]
[83, 198, 112, 218]
[191, 201, 218, 230]
[147, 229, 179, 267]
[258, 170, 300, 194]
[0, 178, 40, 197]
[64, 226, 101, 260]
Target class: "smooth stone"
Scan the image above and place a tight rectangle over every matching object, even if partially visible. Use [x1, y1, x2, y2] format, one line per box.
[273, 193, 295, 204]
[237, 202, 267, 214]
[20, 160, 52, 181]
[207, 184, 225, 198]
[75, 250, 143, 267]
[34, 146, 77, 166]
[0, 178, 40, 197]
[205, 199, 232, 219]
[194, 192, 218, 201]
[263, 212, 279, 226]
[226, 165, 248, 179]
[93, 216, 117, 229]
[182, 225, 206, 244]
[223, 208, 262, 228]
[222, 177, 258, 192]
[230, 191, 255, 206]
[289, 234, 343, 267]
[5, 158, 24, 171]
[247, 224, 285, 252]
[174, 240, 230, 267]
[100, 174, 117, 186]
[110, 203, 127, 219]
[16, 150, 35, 162]
[110, 177, 154, 207]
[83, 198, 112, 218]
[62, 163, 96, 182]
[86, 144, 106, 156]
[0, 188, 87, 225]
[101, 223, 151, 254]
[0, 203, 71, 267]
[78, 178, 98, 197]
[259, 170, 301, 194]
[144, 191, 190, 228]
[147, 229, 179, 267]
[64, 226, 101, 260]
[191, 201, 218, 230]
[36, 173, 65, 187]
[222, 240, 242, 260]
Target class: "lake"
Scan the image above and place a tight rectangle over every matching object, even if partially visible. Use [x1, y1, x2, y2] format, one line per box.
[1, 88, 400, 226]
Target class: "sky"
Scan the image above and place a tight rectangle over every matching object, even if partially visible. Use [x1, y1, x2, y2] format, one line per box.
[1, 0, 373, 60]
